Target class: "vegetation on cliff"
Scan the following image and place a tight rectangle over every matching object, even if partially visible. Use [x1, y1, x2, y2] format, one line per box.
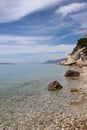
[72, 38, 87, 55]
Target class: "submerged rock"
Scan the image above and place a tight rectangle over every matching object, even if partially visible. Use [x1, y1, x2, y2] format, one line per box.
[65, 70, 80, 77]
[48, 81, 63, 91]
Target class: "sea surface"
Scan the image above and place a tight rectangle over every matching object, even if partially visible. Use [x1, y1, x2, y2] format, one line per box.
[0, 64, 81, 129]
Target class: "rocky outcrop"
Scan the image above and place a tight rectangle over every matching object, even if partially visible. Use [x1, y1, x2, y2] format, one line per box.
[59, 55, 76, 65]
[48, 81, 63, 91]
[65, 70, 80, 77]
[59, 37, 87, 66]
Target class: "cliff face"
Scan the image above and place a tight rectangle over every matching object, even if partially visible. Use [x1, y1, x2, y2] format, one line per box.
[72, 38, 87, 57]
[60, 38, 87, 66]
[71, 38, 87, 61]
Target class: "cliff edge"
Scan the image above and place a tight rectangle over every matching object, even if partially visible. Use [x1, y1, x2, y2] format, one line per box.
[60, 37, 87, 66]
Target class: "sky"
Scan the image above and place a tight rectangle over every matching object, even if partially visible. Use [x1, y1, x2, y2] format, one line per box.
[0, 0, 87, 63]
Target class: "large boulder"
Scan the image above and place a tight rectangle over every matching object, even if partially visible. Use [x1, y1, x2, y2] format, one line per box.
[48, 81, 63, 91]
[65, 70, 80, 77]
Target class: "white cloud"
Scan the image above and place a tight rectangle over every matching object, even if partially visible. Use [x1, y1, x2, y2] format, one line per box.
[56, 3, 87, 16]
[0, 0, 62, 23]
[0, 43, 75, 55]
[81, 23, 87, 29]
[0, 34, 75, 55]
[69, 11, 87, 34]
[0, 35, 53, 44]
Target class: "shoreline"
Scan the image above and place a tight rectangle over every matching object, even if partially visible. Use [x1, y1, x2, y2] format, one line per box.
[77, 66, 87, 103]
[72, 66, 87, 99]
[64, 66, 87, 130]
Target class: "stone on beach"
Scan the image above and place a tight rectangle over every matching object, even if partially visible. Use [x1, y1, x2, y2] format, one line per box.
[48, 81, 63, 91]
[65, 70, 80, 77]
[70, 88, 79, 93]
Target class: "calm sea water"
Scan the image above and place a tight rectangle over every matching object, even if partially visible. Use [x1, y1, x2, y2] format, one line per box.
[0, 64, 76, 98]
[0, 64, 80, 129]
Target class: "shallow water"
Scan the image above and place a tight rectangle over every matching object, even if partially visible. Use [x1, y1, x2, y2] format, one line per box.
[0, 64, 84, 129]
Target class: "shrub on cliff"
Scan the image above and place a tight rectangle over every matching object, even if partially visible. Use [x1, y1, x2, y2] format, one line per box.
[71, 38, 87, 55]
[83, 47, 87, 55]
[77, 38, 87, 48]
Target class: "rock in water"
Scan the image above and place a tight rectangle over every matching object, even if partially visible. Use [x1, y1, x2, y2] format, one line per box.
[65, 70, 80, 77]
[48, 81, 63, 91]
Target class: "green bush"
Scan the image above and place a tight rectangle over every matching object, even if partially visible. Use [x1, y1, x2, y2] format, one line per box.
[71, 38, 87, 55]
[82, 47, 87, 55]
[77, 38, 87, 48]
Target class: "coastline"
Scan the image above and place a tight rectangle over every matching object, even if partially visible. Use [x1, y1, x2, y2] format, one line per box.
[73, 66, 87, 99]
[47, 65, 87, 130]
[60, 65, 87, 130]
[76, 66, 87, 101]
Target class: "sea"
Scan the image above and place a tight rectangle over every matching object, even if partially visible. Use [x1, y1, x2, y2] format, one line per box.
[0, 64, 81, 129]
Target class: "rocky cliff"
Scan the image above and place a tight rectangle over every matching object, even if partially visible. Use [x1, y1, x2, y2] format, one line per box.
[60, 38, 87, 66]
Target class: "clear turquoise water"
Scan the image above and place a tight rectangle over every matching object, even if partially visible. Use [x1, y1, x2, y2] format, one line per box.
[0, 64, 80, 129]
[0, 64, 74, 96]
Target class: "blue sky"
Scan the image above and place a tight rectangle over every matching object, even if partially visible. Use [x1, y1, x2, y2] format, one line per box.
[0, 0, 87, 63]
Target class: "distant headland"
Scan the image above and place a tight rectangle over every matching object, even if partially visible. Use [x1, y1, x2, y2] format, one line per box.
[0, 63, 15, 65]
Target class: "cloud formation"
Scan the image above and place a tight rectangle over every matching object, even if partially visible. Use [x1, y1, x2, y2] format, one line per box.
[0, 35, 53, 45]
[0, 34, 74, 55]
[0, 1, 87, 63]
[0, 0, 62, 23]
[0, 43, 75, 55]
[56, 3, 87, 16]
